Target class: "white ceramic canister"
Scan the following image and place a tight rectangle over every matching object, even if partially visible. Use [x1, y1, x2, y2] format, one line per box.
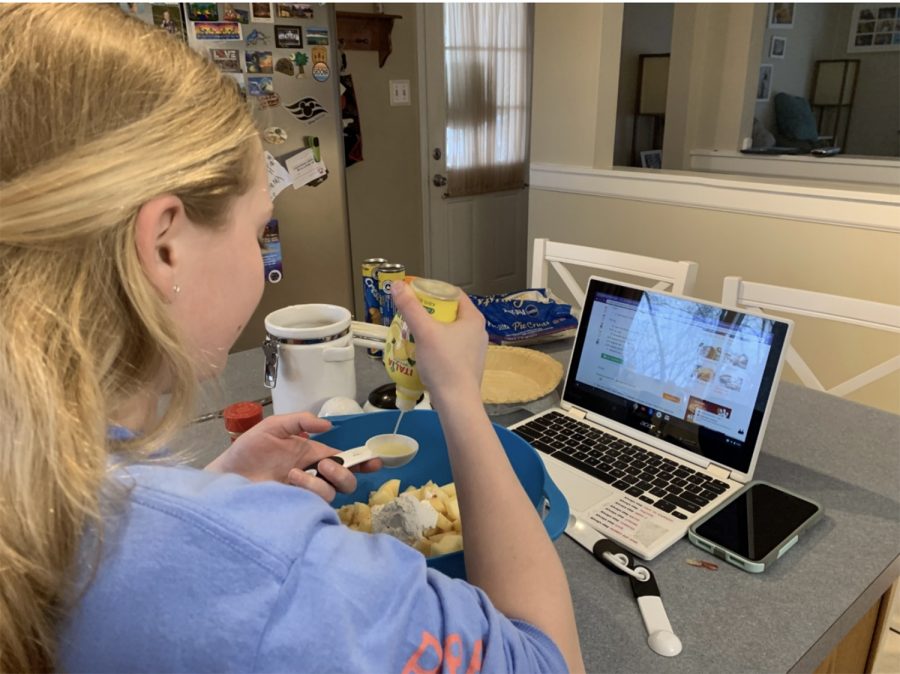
[263, 304, 356, 415]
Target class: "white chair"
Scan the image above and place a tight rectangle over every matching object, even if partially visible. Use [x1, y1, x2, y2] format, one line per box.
[530, 238, 699, 311]
[722, 276, 900, 398]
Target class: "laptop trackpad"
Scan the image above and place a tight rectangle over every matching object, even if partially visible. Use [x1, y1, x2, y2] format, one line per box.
[546, 462, 616, 513]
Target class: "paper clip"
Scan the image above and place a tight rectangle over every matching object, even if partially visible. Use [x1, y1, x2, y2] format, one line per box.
[686, 558, 719, 571]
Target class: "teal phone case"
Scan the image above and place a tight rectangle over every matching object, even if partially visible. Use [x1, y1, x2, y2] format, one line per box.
[687, 481, 822, 573]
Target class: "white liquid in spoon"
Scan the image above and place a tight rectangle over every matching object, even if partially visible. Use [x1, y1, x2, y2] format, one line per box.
[376, 441, 416, 457]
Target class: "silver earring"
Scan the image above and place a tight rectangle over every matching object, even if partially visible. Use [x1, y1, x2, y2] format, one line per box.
[173, 285, 181, 294]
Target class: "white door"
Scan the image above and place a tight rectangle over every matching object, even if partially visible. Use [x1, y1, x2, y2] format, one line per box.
[420, 4, 530, 296]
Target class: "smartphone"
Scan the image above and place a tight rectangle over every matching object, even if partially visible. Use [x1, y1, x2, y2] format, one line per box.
[688, 481, 822, 573]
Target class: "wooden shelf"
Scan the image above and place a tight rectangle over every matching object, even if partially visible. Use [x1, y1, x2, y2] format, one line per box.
[336, 11, 402, 68]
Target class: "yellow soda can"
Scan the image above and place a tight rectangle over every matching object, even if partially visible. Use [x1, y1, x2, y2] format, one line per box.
[362, 257, 388, 357]
[376, 262, 406, 326]
[383, 277, 460, 410]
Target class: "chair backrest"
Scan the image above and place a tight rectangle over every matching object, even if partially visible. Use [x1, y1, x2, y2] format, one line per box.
[722, 276, 900, 398]
[530, 238, 699, 311]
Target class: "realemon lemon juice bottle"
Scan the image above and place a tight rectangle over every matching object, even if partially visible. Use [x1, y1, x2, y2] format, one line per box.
[383, 277, 460, 415]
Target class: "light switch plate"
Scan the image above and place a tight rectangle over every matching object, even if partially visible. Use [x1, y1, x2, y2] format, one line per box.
[390, 79, 410, 106]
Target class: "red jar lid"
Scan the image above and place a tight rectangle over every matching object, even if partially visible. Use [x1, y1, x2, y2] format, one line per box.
[223, 401, 264, 433]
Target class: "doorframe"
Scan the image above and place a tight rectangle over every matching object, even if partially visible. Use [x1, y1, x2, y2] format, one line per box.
[415, 3, 432, 277]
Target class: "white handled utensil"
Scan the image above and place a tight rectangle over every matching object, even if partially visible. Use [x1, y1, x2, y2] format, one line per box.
[567, 515, 683, 657]
[305, 433, 419, 477]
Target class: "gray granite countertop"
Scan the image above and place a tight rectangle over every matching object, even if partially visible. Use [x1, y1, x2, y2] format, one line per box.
[171, 343, 900, 674]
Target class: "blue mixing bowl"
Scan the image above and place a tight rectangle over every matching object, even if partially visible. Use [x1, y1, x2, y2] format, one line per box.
[319, 410, 569, 579]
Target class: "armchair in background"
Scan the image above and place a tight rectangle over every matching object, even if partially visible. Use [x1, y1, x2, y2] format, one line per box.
[772, 93, 832, 152]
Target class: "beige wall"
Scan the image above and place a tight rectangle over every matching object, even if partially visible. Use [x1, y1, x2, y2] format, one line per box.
[754, 3, 835, 135]
[530, 3, 900, 414]
[343, 3, 425, 320]
[613, 3, 673, 167]
[528, 191, 900, 413]
[532, 3, 622, 168]
[665, 4, 764, 168]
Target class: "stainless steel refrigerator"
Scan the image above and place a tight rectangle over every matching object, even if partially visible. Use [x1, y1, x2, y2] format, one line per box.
[133, 3, 354, 352]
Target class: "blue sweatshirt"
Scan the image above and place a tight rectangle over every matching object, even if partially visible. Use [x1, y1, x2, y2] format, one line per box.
[59, 462, 567, 673]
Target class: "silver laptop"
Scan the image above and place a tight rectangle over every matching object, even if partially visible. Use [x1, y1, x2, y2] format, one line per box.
[510, 276, 793, 560]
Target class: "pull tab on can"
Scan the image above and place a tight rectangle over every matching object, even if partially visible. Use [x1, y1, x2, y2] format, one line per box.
[262, 334, 279, 388]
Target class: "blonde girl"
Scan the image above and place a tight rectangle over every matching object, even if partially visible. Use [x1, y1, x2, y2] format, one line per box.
[0, 5, 582, 672]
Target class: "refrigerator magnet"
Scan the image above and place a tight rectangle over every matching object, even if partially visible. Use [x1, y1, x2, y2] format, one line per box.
[222, 4, 250, 24]
[193, 21, 242, 41]
[248, 76, 274, 97]
[284, 96, 327, 124]
[261, 219, 283, 284]
[276, 3, 314, 19]
[209, 48, 242, 73]
[258, 93, 281, 110]
[264, 151, 292, 200]
[245, 51, 273, 74]
[152, 4, 187, 42]
[303, 136, 320, 162]
[292, 51, 309, 78]
[310, 46, 328, 65]
[306, 27, 329, 46]
[311, 62, 329, 83]
[245, 29, 270, 47]
[251, 3, 274, 23]
[275, 25, 302, 49]
[187, 3, 217, 21]
[275, 58, 295, 77]
[263, 127, 288, 145]
[281, 147, 326, 188]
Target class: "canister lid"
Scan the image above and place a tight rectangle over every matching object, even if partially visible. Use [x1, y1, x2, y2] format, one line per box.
[410, 277, 459, 301]
[223, 401, 264, 433]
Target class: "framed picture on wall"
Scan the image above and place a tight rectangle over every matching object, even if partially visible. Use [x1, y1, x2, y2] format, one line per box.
[640, 150, 662, 169]
[770, 35, 787, 58]
[847, 4, 900, 52]
[769, 3, 795, 28]
[757, 63, 773, 101]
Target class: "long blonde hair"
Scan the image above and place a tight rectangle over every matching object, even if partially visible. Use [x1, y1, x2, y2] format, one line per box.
[0, 5, 259, 670]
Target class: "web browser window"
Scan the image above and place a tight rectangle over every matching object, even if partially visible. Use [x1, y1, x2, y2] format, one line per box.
[565, 280, 789, 473]
[576, 292, 774, 442]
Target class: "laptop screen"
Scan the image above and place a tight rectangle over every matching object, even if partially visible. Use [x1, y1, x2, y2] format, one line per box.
[563, 279, 790, 474]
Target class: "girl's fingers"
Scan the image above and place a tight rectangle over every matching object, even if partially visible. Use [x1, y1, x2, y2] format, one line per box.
[313, 458, 358, 494]
[355, 458, 384, 473]
[266, 412, 333, 437]
[287, 468, 337, 502]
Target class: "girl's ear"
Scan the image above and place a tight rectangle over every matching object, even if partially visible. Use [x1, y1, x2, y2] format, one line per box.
[134, 195, 187, 302]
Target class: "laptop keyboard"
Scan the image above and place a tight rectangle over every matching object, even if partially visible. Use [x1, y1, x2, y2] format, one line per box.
[513, 411, 732, 519]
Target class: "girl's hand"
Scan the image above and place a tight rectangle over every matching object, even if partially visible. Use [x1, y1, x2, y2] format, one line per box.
[391, 280, 488, 408]
[205, 412, 382, 502]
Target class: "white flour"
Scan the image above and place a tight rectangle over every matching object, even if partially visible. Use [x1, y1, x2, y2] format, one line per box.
[371, 494, 438, 545]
